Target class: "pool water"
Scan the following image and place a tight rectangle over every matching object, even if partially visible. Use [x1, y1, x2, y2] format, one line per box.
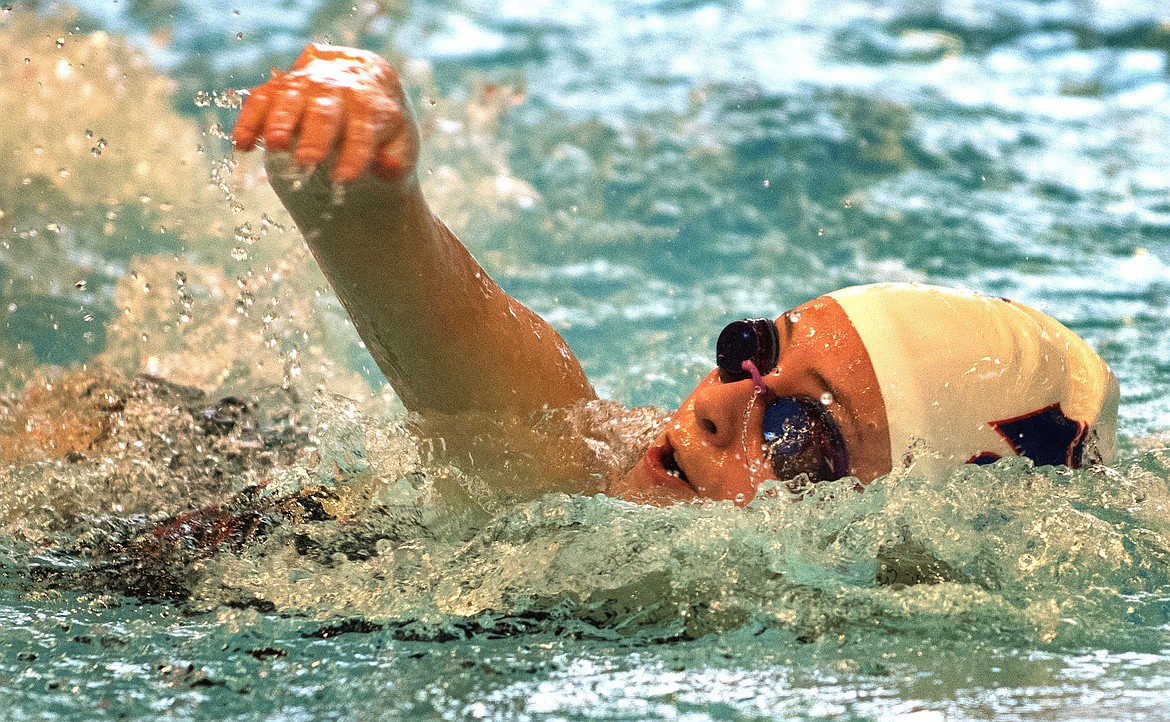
[2, 0, 1170, 719]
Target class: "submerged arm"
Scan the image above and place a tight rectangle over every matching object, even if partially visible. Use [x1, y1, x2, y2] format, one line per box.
[233, 45, 595, 416]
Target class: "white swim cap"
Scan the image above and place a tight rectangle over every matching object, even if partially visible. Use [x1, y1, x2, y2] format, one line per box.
[827, 283, 1118, 475]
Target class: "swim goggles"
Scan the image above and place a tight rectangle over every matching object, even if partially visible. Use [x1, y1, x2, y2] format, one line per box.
[716, 319, 849, 484]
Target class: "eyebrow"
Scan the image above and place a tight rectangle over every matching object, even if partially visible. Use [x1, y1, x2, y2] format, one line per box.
[807, 367, 843, 407]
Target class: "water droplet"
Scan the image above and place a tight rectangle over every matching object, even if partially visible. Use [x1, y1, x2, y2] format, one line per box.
[213, 89, 243, 109]
[734, 493, 746, 504]
[762, 179, 770, 188]
[235, 32, 245, 41]
[820, 391, 834, 406]
[234, 222, 258, 245]
[787, 310, 802, 324]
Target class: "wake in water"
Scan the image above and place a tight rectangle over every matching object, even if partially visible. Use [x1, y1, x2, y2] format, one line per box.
[2, 365, 1168, 654]
[1, 9, 1168, 659]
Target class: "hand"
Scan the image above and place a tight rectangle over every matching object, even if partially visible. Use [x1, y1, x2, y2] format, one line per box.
[232, 44, 419, 184]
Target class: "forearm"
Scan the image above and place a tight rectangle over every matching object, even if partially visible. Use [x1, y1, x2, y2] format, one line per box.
[268, 156, 595, 415]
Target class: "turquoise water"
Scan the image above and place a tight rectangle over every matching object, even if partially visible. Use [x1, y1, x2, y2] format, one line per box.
[3, 0, 1170, 719]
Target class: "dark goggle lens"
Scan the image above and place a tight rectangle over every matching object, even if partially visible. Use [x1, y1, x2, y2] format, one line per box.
[762, 395, 849, 486]
[716, 318, 780, 382]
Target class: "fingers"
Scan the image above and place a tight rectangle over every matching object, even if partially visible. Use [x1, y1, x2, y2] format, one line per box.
[332, 100, 389, 183]
[233, 45, 418, 183]
[371, 118, 415, 181]
[260, 84, 309, 152]
[292, 95, 344, 167]
[231, 84, 272, 151]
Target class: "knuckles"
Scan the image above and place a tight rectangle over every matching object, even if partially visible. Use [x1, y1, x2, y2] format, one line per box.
[238, 44, 417, 179]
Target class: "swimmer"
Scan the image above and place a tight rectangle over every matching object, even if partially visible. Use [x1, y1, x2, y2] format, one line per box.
[232, 44, 1119, 507]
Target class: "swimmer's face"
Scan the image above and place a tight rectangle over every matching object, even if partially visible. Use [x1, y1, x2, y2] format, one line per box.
[613, 295, 891, 505]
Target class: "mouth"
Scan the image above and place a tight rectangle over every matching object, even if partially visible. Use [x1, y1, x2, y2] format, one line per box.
[642, 437, 696, 492]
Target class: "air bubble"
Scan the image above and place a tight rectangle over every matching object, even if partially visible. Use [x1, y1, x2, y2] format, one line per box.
[820, 391, 834, 406]
[55, 37, 64, 48]
[194, 90, 211, 107]
[74, 280, 87, 289]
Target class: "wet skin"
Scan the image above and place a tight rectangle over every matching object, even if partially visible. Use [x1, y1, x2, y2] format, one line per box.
[233, 45, 594, 417]
[612, 296, 892, 505]
[234, 45, 890, 507]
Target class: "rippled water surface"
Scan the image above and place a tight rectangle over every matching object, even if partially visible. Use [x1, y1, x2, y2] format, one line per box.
[2, 0, 1170, 719]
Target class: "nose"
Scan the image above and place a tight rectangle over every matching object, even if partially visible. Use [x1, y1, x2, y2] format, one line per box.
[691, 379, 757, 449]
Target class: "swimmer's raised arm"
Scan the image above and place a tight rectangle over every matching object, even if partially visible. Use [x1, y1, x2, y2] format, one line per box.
[233, 44, 595, 416]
